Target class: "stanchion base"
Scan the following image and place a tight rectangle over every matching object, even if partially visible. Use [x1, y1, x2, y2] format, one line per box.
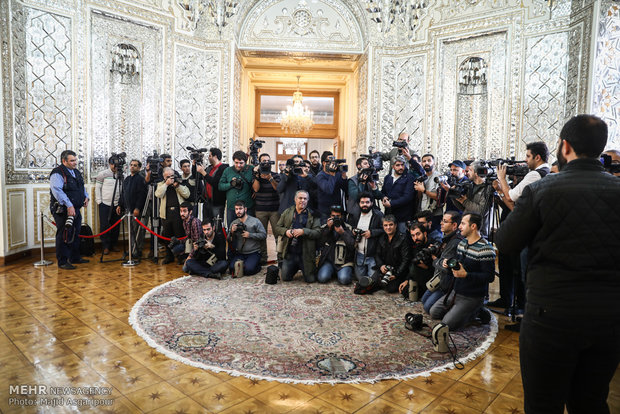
[122, 260, 138, 267]
[34, 260, 53, 267]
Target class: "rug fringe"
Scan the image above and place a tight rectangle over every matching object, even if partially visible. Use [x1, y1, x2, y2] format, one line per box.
[129, 276, 499, 385]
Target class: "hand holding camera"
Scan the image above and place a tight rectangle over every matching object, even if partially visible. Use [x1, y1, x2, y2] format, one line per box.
[447, 258, 467, 278]
[230, 177, 243, 190]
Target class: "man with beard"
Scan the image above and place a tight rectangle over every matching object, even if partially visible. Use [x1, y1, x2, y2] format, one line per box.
[195, 147, 228, 220]
[398, 223, 434, 300]
[381, 157, 415, 234]
[317, 205, 356, 285]
[179, 159, 196, 200]
[414, 154, 442, 230]
[227, 200, 266, 277]
[429, 212, 495, 330]
[315, 155, 348, 223]
[347, 192, 384, 282]
[437, 160, 469, 214]
[173, 201, 202, 264]
[496, 115, 620, 413]
[308, 150, 322, 176]
[184, 221, 228, 279]
[357, 215, 411, 294]
[453, 161, 495, 238]
[347, 157, 382, 217]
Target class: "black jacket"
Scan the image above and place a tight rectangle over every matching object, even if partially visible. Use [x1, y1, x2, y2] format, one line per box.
[432, 230, 463, 292]
[317, 223, 355, 269]
[203, 163, 228, 207]
[121, 173, 147, 212]
[347, 209, 384, 257]
[374, 231, 411, 279]
[495, 158, 620, 318]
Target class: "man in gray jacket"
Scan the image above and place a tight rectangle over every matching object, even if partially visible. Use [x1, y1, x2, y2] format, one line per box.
[227, 200, 266, 277]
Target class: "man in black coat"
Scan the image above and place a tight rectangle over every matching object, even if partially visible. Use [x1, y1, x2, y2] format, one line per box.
[357, 214, 411, 293]
[184, 221, 228, 279]
[495, 115, 620, 414]
[196, 147, 228, 220]
[347, 192, 384, 282]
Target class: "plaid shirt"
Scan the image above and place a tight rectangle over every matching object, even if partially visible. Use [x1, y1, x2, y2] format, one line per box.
[183, 215, 202, 243]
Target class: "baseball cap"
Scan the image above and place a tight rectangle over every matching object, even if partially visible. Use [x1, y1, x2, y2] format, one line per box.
[448, 160, 466, 169]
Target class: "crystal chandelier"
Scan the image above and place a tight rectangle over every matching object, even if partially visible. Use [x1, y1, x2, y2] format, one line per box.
[280, 76, 314, 135]
[365, 0, 428, 40]
[177, 0, 239, 33]
[110, 44, 140, 83]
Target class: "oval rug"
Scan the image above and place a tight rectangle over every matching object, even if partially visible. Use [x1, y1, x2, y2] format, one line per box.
[129, 276, 497, 384]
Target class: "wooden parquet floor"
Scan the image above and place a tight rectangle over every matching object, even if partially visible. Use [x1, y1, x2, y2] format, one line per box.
[0, 254, 618, 413]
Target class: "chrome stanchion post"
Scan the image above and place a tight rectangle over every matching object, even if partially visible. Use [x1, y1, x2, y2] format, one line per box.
[122, 213, 138, 267]
[34, 211, 53, 267]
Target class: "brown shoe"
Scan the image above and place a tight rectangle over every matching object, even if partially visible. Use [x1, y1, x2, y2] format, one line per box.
[103, 248, 110, 255]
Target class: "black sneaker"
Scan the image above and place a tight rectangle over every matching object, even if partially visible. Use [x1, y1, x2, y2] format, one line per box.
[477, 307, 491, 324]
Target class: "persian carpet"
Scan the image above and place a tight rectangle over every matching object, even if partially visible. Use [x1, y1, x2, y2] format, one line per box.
[129, 276, 497, 384]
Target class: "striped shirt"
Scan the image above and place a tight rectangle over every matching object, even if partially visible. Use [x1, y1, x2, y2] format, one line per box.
[454, 237, 496, 297]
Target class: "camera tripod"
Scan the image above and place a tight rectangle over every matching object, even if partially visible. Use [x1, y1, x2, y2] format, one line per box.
[138, 180, 161, 263]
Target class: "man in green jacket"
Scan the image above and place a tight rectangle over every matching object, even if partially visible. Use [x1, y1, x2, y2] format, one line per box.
[218, 150, 255, 226]
[275, 190, 321, 283]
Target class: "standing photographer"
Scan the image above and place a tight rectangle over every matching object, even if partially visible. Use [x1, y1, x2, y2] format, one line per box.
[252, 153, 280, 264]
[308, 150, 322, 176]
[381, 156, 416, 233]
[453, 161, 495, 238]
[277, 155, 316, 214]
[145, 153, 172, 184]
[95, 156, 122, 255]
[179, 159, 196, 198]
[414, 154, 442, 230]
[195, 148, 228, 221]
[347, 157, 382, 217]
[317, 205, 356, 285]
[437, 160, 470, 214]
[50, 150, 90, 270]
[119, 159, 147, 259]
[347, 193, 384, 282]
[496, 115, 620, 413]
[315, 155, 348, 223]
[227, 200, 266, 277]
[219, 151, 255, 227]
[155, 167, 190, 264]
[184, 221, 228, 279]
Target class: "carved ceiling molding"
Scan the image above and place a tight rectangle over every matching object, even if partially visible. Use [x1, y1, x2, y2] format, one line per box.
[238, 0, 364, 53]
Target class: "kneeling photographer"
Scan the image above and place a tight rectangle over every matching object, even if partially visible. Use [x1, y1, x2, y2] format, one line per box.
[420, 211, 462, 314]
[227, 200, 266, 277]
[398, 223, 436, 301]
[184, 221, 228, 279]
[169, 202, 202, 265]
[356, 215, 411, 294]
[317, 206, 356, 285]
[452, 161, 494, 238]
[347, 157, 382, 217]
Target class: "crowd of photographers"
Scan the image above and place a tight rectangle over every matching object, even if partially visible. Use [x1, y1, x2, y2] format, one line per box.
[50, 115, 620, 413]
[60, 126, 620, 333]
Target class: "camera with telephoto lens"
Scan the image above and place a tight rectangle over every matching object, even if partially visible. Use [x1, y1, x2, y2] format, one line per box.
[504, 163, 530, 177]
[392, 141, 408, 155]
[447, 180, 474, 199]
[380, 265, 395, 287]
[249, 138, 265, 165]
[230, 177, 244, 190]
[65, 215, 75, 229]
[186, 146, 207, 165]
[147, 151, 164, 181]
[360, 147, 384, 172]
[259, 160, 275, 174]
[447, 258, 461, 271]
[358, 167, 378, 183]
[434, 173, 456, 185]
[413, 244, 441, 265]
[353, 228, 365, 243]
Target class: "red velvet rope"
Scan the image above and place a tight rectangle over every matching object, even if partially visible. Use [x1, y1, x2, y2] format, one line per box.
[133, 217, 187, 242]
[49, 216, 125, 238]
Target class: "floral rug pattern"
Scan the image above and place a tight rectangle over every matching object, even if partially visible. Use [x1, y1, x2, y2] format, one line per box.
[130, 276, 497, 383]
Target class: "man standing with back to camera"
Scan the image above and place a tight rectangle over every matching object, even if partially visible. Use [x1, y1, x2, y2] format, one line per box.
[496, 115, 620, 414]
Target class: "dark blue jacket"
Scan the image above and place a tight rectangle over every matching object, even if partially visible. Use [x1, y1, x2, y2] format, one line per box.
[276, 172, 317, 214]
[381, 173, 415, 222]
[315, 171, 347, 217]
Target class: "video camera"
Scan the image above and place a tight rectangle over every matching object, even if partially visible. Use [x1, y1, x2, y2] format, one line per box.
[601, 154, 620, 175]
[447, 180, 473, 199]
[146, 150, 164, 181]
[360, 146, 384, 172]
[358, 167, 378, 183]
[109, 152, 127, 179]
[284, 158, 303, 175]
[326, 157, 348, 173]
[186, 146, 208, 165]
[259, 160, 275, 174]
[249, 138, 265, 165]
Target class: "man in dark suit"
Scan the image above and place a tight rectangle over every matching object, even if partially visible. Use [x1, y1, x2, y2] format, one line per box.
[196, 147, 228, 221]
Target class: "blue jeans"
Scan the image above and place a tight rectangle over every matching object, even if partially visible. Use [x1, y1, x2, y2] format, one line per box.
[421, 289, 444, 314]
[317, 263, 353, 285]
[354, 252, 376, 281]
[228, 251, 261, 275]
[281, 253, 314, 283]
